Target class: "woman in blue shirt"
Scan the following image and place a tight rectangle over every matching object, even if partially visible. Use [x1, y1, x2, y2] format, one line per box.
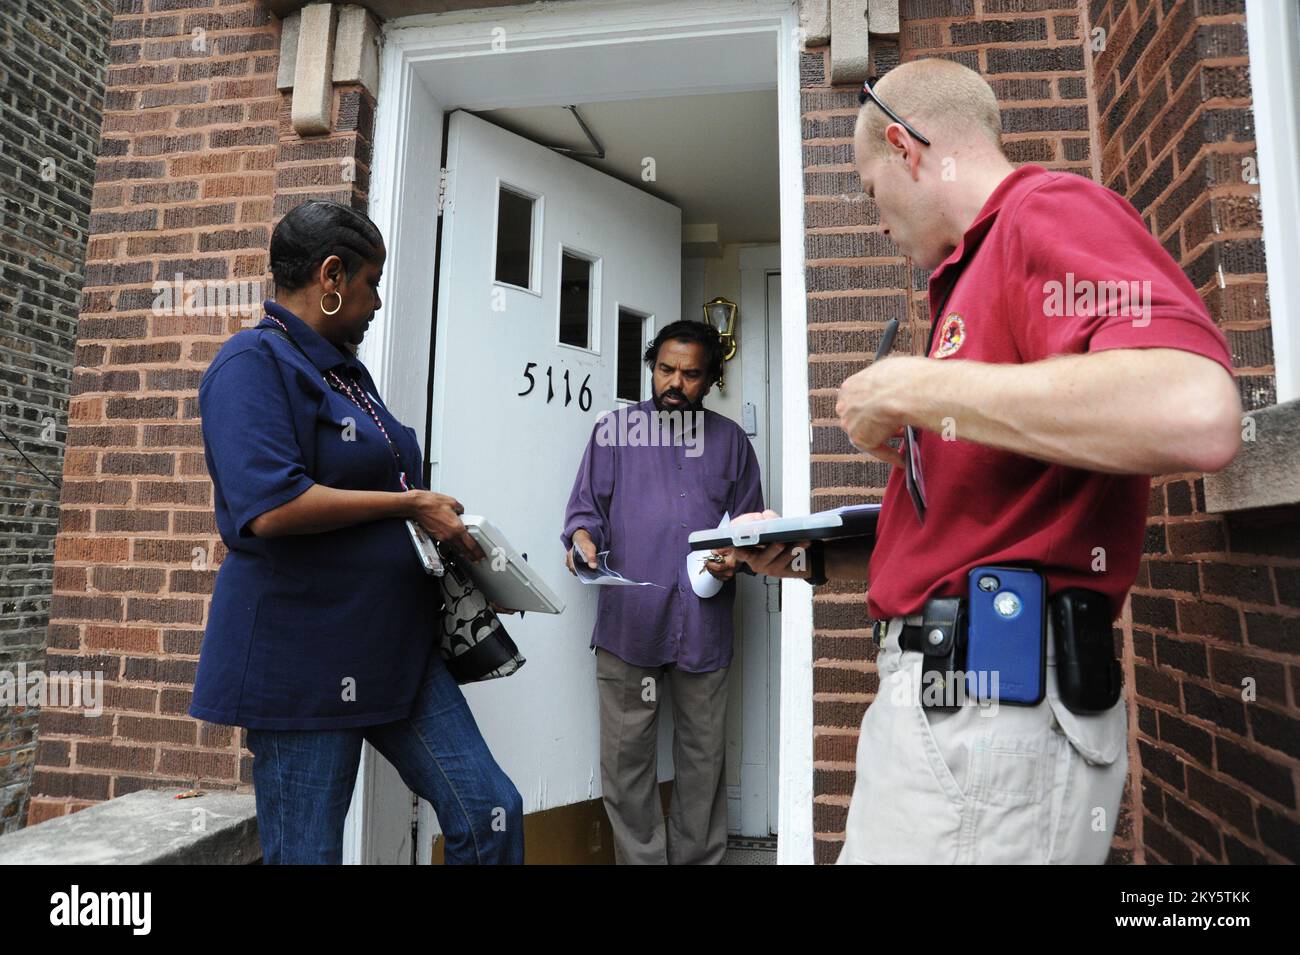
[191, 199, 523, 864]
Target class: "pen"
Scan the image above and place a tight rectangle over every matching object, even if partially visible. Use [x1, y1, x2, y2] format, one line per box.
[874, 318, 900, 361]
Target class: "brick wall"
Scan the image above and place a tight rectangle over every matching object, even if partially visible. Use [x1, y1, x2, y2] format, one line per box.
[28, 0, 376, 823]
[0, 0, 114, 835]
[1091, 0, 1298, 864]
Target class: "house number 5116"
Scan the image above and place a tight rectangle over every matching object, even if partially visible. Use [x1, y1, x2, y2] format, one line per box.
[518, 362, 592, 411]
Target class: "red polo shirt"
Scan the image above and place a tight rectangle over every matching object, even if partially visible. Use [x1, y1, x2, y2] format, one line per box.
[866, 164, 1234, 621]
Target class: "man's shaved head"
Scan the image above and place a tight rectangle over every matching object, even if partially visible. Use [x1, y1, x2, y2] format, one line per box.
[854, 58, 1004, 160]
[852, 58, 1013, 271]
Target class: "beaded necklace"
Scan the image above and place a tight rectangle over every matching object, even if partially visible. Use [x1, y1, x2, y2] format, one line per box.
[264, 314, 410, 491]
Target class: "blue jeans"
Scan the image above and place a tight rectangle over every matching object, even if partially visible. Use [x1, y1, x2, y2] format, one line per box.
[246, 650, 524, 864]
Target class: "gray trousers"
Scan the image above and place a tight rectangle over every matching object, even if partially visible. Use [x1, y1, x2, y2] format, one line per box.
[595, 647, 729, 865]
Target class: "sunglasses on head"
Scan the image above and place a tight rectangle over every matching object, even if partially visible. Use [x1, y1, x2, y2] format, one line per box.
[858, 76, 932, 146]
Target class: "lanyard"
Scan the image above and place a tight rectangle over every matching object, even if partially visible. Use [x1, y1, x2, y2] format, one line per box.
[262, 315, 410, 491]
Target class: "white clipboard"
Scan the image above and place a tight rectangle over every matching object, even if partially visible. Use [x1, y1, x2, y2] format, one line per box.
[461, 515, 566, 615]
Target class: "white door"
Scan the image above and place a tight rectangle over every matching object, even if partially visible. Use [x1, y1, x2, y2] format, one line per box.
[416, 110, 682, 856]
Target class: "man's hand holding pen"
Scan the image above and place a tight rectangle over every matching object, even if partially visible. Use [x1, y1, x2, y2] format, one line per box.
[835, 355, 929, 469]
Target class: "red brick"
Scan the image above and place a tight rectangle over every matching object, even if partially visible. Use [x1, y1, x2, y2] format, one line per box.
[117, 716, 196, 746]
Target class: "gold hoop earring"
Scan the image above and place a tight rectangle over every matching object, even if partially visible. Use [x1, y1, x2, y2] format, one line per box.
[321, 290, 343, 316]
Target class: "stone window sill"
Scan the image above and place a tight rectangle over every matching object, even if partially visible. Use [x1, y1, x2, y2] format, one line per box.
[1204, 399, 1300, 513]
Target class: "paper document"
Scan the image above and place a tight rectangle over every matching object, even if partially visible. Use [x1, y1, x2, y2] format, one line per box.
[572, 545, 662, 587]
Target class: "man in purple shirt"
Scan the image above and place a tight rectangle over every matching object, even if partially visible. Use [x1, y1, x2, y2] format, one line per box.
[561, 320, 764, 864]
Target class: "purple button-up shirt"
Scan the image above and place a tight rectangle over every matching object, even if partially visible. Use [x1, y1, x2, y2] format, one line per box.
[561, 399, 764, 672]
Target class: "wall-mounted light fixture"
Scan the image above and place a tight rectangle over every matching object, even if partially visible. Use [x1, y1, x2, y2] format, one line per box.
[702, 296, 738, 389]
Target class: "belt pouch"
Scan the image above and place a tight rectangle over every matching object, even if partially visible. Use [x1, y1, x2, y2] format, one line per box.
[1049, 587, 1123, 713]
[918, 596, 967, 710]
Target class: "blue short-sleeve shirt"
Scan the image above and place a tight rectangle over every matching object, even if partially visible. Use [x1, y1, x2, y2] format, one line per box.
[190, 300, 439, 730]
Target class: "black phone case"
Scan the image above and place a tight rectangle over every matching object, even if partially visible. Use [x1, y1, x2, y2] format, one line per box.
[1050, 588, 1123, 713]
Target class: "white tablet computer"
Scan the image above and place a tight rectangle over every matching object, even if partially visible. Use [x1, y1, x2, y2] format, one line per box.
[687, 504, 881, 551]
[460, 515, 566, 615]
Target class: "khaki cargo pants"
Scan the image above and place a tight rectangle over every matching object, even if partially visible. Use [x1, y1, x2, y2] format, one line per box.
[837, 614, 1129, 865]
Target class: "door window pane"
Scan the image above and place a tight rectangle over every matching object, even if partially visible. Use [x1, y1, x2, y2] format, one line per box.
[617, 309, 649, 401]
[559, 251, 595, 349]
[495, 186, 534, 288]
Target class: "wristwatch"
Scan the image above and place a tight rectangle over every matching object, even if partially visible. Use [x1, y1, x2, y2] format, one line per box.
[807, 539, 829, 587]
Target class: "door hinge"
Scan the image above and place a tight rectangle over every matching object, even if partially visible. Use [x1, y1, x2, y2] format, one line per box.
[766, 578, 781, 613]
[437, 168, 452, 216]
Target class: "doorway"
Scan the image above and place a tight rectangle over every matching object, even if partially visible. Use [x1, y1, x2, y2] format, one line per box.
[352, 0, 813, 865]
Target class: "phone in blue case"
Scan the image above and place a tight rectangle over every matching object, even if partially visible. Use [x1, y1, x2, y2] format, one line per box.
[965, 565, 1046, 705]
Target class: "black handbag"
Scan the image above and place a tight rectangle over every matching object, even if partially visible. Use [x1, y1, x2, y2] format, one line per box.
[434, 548, 526, 684]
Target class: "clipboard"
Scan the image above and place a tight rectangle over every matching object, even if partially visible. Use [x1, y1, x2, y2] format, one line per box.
[459, 515, 566, 614]
[687, 504, 881, 551]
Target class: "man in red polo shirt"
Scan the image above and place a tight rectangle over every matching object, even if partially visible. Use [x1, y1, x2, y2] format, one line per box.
[734, 58, 1240, 863]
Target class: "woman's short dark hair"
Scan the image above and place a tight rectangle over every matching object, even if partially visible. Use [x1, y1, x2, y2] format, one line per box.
[269, 199, 384, 292]
[643, 320, 725, 386]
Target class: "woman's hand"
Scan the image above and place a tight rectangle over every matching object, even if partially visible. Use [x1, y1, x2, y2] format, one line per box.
[404, 490, 486, 562]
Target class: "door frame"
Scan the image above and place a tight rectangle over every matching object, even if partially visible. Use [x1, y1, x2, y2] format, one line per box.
[356, 0, 814, 865]
[736, 243, 782, 837]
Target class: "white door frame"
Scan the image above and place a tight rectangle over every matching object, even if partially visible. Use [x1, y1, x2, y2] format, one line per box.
[356, 0, 814, 865]
[737, 243, 783, 836]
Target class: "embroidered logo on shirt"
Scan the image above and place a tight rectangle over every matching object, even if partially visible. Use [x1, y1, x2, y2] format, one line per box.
[934, 313, 966, 358]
